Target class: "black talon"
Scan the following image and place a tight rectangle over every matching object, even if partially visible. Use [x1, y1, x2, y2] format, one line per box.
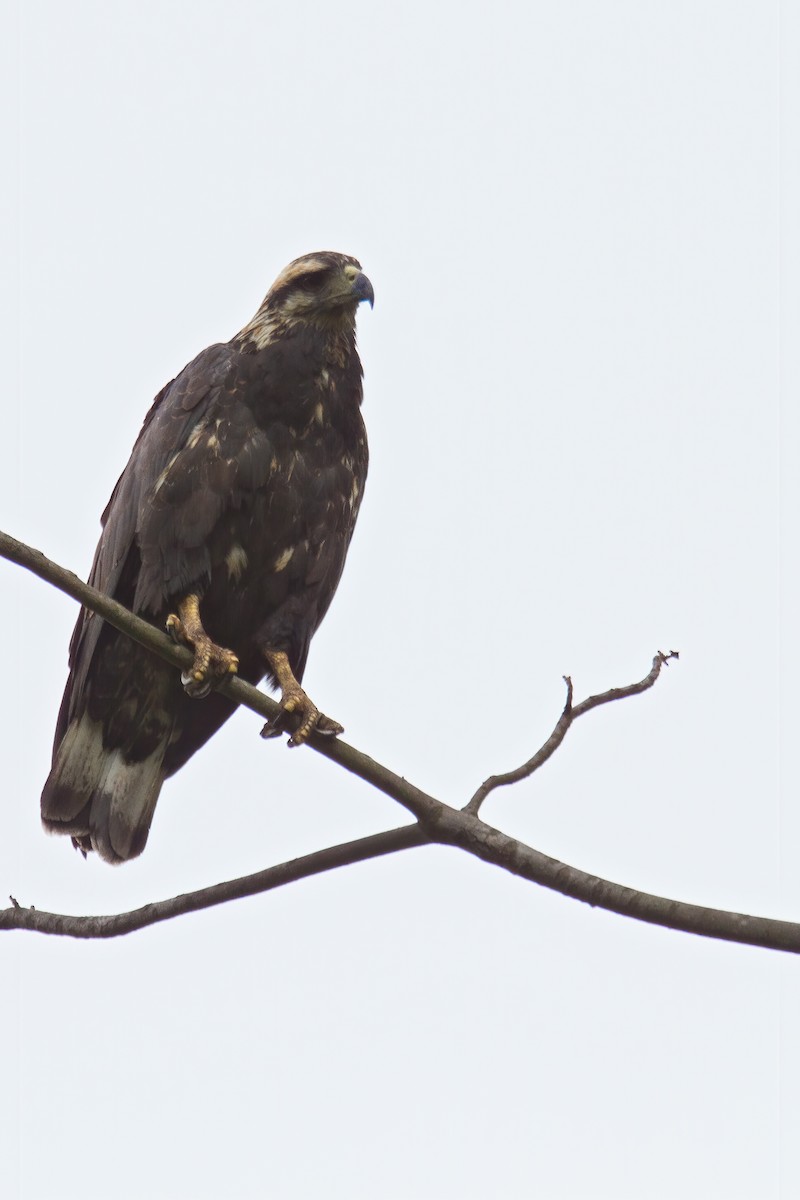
[182, 671, 212, 700]
[314, 720, 342, 739]
[260, 716, 285, 739]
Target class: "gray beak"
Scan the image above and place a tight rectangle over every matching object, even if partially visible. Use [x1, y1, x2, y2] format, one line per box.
[351, 272, 375, 309]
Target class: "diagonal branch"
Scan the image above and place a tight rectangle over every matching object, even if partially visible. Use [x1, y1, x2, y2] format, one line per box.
[3, 528, 799, 954]
[0, 529, 437, 822]
[4, 807, 800, 953]
[464, 652, 678, 814]
[2, 825, 428, 938]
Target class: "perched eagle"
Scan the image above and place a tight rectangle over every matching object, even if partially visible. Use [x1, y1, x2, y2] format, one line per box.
[41, 251, 373, 864]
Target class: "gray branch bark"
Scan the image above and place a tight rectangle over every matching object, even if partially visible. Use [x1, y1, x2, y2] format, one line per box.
[2, 528, 797, 953]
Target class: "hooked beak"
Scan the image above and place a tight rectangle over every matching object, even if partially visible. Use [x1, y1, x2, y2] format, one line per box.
[351, 271, 374, 309]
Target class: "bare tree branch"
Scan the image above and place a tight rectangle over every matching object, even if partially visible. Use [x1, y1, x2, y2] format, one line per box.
[4, 805, 800, 952]
[1, 826, 427, 938]
[3, 528, 798, 954]
[464, 676, 576, 814]
[571, 650, 680, 718]
[0, 528, 434, 822]
[1, 528, 278, 716]
[464, 652, 679, 814]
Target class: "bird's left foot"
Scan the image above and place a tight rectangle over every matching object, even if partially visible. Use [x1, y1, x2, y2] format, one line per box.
[166, 595, 239, 699]
[260, 650, 343, 747]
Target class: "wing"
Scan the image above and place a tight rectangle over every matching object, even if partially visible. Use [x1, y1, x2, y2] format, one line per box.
[58, 342, 249, 739]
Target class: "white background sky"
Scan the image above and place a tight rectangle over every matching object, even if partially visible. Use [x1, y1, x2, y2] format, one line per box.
[2, 2, 799, 1197]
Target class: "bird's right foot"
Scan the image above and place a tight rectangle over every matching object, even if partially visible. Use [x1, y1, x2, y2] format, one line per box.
[166, 595, 239, 699]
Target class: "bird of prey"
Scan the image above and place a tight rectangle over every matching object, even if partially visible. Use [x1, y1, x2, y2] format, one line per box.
[41, 251, 373, 864]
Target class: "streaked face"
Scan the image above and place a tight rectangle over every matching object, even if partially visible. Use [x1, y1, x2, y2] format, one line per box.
[267, 253, 374, 322]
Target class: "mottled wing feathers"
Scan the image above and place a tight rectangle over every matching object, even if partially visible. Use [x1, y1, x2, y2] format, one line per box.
[134, 419, 276, 611]
[61, 345, 235, 722]
[93, 344, 233, 597]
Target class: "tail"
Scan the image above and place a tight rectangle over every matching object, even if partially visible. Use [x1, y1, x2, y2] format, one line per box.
[41, 714, 168, 864]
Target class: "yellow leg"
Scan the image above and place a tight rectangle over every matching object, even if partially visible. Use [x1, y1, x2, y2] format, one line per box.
[260, 650, 343, 747]
[166, 594, 239, 699]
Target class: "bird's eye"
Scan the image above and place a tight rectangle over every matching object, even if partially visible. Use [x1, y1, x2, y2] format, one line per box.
[293, 271, 325, 291]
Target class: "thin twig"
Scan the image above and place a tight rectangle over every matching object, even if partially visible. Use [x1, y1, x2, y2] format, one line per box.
[464, 676, 575, 814]
[572, 650, 679, 718]
[464, 652, 678, 815]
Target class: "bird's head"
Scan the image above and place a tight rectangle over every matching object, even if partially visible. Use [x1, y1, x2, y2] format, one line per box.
[238, 252, 373, 349]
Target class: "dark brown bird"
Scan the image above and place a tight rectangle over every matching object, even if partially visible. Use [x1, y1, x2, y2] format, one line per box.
[41, 251, 373, 863]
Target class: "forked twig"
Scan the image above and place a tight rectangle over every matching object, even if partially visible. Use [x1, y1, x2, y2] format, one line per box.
[464, 652, 679, 814]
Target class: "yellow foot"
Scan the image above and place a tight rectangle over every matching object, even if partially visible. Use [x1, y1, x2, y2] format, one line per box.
[259, 650, 343, 747]
[166, 598, 239, 699]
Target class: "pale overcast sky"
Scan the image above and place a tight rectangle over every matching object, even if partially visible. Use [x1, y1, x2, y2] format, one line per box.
[2, 2, 799, 1197]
